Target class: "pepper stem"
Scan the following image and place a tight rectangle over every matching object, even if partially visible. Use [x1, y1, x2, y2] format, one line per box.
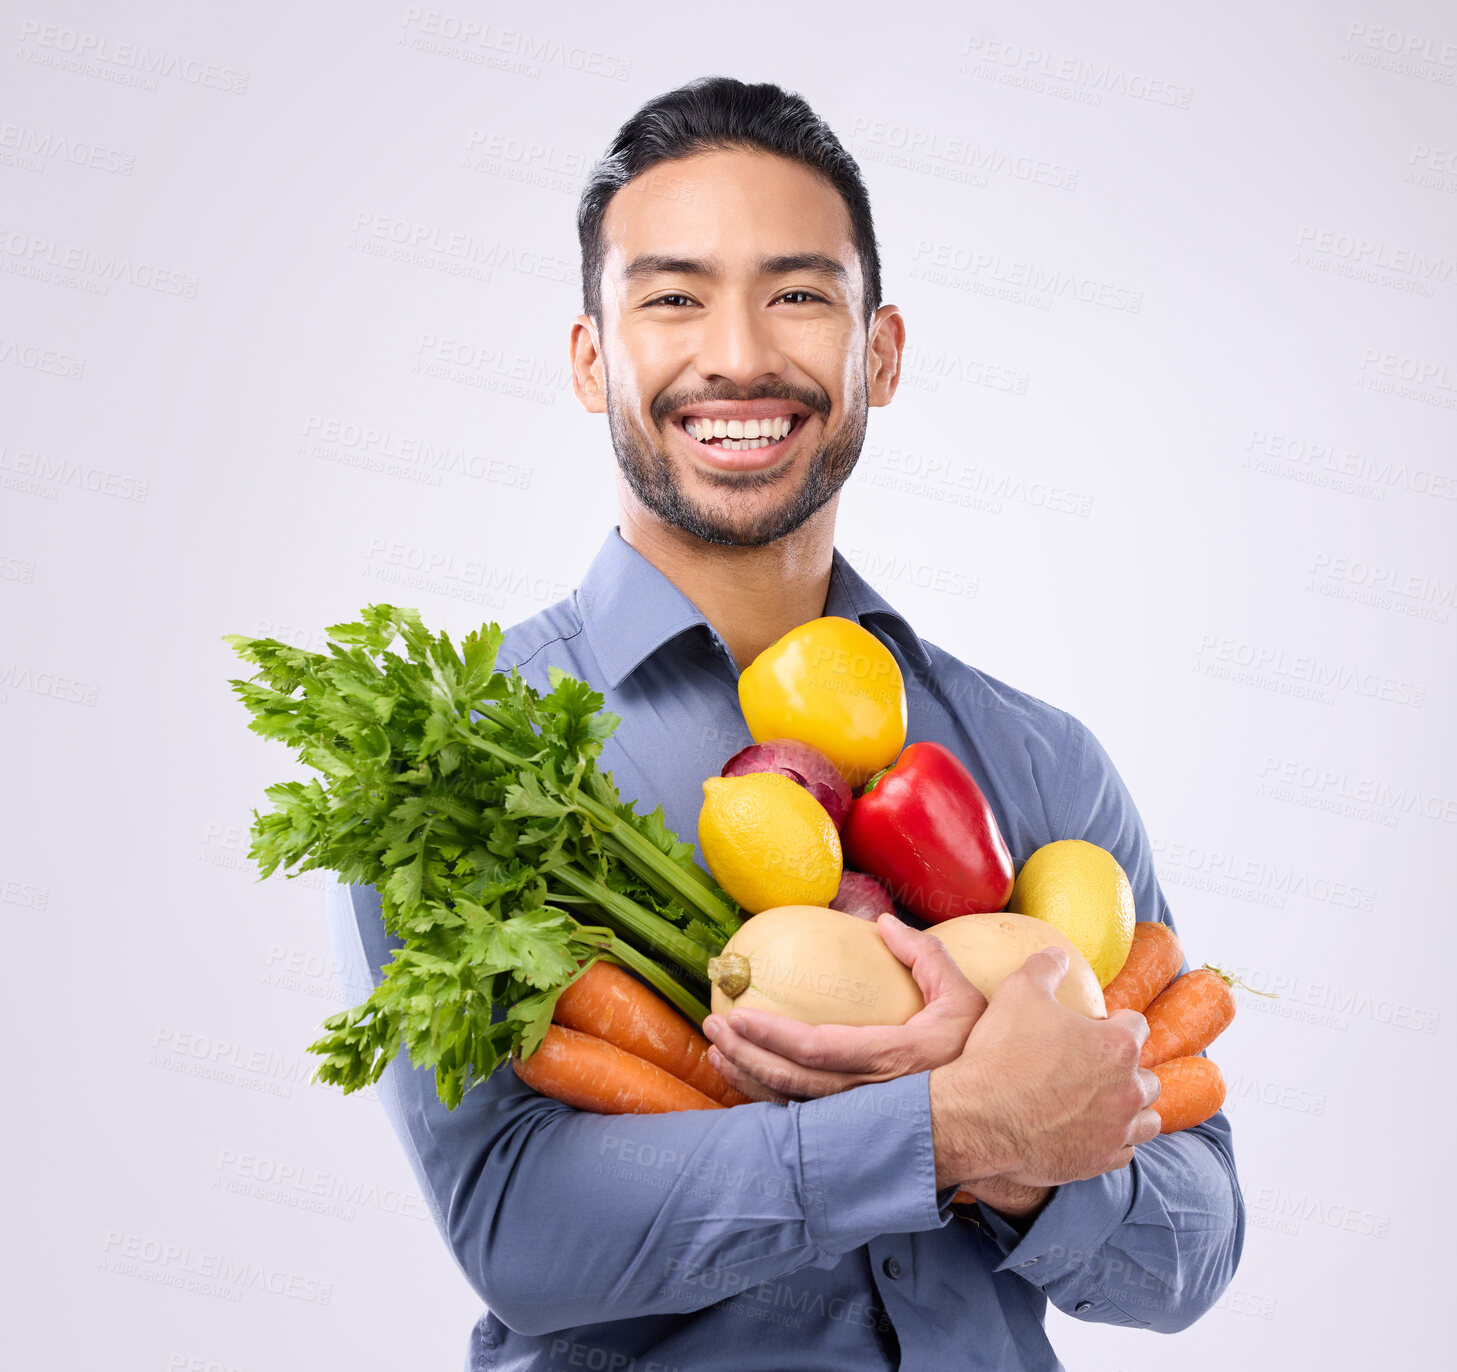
[858, 761, 895, 796]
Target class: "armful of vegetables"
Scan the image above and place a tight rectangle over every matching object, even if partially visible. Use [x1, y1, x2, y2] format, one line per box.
[226, 604, 745, 1110]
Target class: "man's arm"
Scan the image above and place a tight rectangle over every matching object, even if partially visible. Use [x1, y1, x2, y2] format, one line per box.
[967, 713, 1245, 1333]
[326, 878, 955, 1337]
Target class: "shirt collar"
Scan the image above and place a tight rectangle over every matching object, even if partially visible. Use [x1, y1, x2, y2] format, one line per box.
[577, 527, 932, 688]
[823, 549, 934, 674]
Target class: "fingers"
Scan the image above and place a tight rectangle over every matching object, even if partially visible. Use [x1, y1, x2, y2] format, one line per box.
[1137, 1065, 1162, 1109]
[1008, 944, 1070, 999]
[1107, 1007, 1150, 1048]
[709, 1009, 913, 1076]
[1105, 1144, 1136, 1173]
[874, 910, 943, 983]
[707, 1048, 792, 1106]
[1129, 1067, 1163, 1144]
[1031, 944, 1069, 984]
[705, 1019, 870, 1102]
[1131, 1107, 1162, 1147]
[1113, 1071, 1163, 1152]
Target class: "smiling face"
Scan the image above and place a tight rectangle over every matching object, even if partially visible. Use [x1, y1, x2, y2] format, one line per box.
[574, 147, 902, 548]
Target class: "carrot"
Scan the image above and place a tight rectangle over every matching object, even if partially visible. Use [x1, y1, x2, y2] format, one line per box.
[553, 960, 751, 1107]
[1153, 1057, 1226, 1133]
[513, 1025, 723, 1113]
[1103, 921, 1184, 1014]
[1140, 965, 1238, 1067]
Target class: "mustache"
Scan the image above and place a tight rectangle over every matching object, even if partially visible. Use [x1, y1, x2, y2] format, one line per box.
[651, 386, 829, 425]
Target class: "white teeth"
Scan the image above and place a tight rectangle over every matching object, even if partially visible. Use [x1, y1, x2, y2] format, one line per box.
[683, 414, 797, 444]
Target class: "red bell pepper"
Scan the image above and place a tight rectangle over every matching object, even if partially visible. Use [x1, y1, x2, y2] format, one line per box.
[842, 741, 1014, 923]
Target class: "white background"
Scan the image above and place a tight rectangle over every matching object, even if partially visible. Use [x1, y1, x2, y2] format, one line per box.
[5, 2, 1455, 1368]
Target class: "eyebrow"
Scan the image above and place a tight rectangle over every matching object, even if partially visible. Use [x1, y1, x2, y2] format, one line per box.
[622, 251, 850, 287]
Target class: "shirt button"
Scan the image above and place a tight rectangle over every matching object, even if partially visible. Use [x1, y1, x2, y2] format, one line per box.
[882, 1257, 902, 1280]
[1075, 1301, 1093, 1314]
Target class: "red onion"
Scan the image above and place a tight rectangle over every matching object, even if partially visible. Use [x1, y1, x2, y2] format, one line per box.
[721, 740, 852, 830]
[830, 871, 896, 920]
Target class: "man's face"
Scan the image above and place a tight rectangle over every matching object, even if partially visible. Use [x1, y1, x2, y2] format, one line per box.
[588, 148, 882, 548]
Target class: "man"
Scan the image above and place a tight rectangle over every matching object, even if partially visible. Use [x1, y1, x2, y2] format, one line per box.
[329, 76, 1244, 1370]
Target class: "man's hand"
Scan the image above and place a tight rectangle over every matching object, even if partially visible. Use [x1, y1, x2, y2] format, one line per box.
[930, 946, 1162, 1191]
[702, 912, 986, 1104]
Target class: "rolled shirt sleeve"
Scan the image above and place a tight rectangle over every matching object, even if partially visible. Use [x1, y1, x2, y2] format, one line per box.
[972, 714, 1247, 1333]
[327, 878, 954, 1338]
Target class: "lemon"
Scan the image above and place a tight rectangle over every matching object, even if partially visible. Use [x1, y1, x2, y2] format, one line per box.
[698, 774, 842, 914]
[1007, 840, 1135, 988]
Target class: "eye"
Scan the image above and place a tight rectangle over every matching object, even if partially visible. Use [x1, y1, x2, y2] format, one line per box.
[776, 290, 825, 304]
[645, 293, 697, 308]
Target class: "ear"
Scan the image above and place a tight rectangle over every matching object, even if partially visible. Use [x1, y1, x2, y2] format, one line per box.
[866, 304, 905, 409]
[570, 314, 607, 414]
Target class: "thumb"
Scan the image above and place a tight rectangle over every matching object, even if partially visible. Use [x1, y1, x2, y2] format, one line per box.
[876, 913, 987, 1016]
[1021, 944, 1070, 996]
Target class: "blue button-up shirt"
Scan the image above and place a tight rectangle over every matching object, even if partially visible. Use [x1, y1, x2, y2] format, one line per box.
[328, 527, 1245, 1371]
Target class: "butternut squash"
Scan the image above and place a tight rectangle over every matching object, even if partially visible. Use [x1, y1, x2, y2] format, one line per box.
[707, 906, 1105, 1024]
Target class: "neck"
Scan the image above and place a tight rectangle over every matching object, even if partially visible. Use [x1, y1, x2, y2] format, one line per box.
[616, 490, 840, 671]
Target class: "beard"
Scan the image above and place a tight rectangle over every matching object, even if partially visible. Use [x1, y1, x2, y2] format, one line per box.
[606, 372, 869, 548]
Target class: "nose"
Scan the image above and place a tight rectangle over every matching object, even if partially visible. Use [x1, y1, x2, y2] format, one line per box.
[692, 293, 787, 390]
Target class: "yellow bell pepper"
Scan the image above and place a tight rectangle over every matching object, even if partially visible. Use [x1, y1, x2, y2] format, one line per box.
[738, 616, 907, 788]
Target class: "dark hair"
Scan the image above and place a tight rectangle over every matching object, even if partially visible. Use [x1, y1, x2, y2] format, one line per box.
[577, 76, 882, 331]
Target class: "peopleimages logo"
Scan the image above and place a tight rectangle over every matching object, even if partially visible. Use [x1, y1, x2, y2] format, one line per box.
[399, 9, 633, 81]
[1191, 633, 1426, 707]
[0, 336, 85, 379]
[0, 226, 199, 296]
[16, 21, 249, 93]
[0, 120, 137, 175]
[958, 33, 1194, 108]
[1248, 1187, 1391, 1239]
[841, 546, 980, 600]
[99, 1231, 331, 1304]
[910, 238, 1144, 313]
[1240, 429, 1457, 503]
[846, 117, 1079, 191]
[1224, 964, 1440, 1035]
[213, 1149, 430, 1223]
[1256, 756, 1457, 825]
[301, 413, 533, 490]
[1306, 551, 1454, 624]
[1294, 225, 1456, 294]
[1151, 837, 1377, 912]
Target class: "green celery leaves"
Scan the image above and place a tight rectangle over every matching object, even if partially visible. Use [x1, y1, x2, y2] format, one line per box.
[226, 606, 739, 1110]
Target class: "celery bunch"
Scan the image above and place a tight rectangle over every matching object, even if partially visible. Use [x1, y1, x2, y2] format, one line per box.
[227, 605, 740, 1109]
